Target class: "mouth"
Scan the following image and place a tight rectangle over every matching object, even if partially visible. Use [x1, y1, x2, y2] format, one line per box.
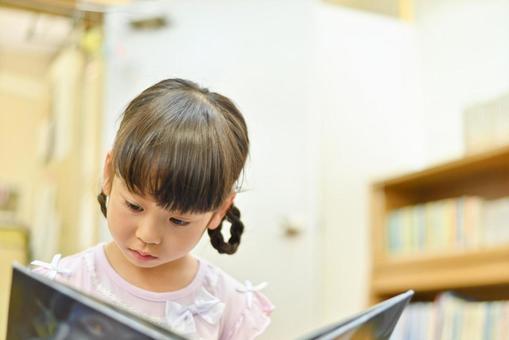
[128, 248, 158, 261]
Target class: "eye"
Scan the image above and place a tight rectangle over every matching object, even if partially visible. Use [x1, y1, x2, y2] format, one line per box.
[125, 201, 143, 212]
[169, 217, 189, 227]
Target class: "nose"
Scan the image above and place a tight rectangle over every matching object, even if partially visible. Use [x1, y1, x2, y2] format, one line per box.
[135, 216, 162, 245]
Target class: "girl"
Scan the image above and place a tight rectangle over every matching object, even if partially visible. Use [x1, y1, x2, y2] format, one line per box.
[31, 78, 274, 339]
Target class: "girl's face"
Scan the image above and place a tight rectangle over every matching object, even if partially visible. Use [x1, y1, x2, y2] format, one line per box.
[103, 154, 233, 270]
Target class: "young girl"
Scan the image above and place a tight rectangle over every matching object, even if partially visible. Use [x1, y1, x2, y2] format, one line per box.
[31, 78, 274, 339]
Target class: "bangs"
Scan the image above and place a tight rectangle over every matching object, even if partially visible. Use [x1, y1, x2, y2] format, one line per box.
[112, 92, 237, 213]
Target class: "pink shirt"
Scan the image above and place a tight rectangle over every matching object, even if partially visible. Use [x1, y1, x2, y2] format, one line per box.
[31, 243, 274, 340]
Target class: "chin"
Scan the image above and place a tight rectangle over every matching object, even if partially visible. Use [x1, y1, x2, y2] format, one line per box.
[126, 256, 162, 268]
[134, 261, 161, 268]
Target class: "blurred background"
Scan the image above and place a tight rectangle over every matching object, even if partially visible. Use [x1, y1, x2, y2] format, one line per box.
[1, 0, 509, 339]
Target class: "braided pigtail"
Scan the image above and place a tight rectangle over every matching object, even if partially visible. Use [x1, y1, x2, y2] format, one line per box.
[208, 204, 244, 255]
[97, 191, 108, 218]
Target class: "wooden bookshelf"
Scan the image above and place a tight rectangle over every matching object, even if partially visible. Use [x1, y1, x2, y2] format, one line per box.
[370, 145, 509, 303]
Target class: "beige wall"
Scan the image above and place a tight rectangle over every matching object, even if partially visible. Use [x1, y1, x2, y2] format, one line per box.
[0, 50, 49, 340]
[0, 34, 104, 260]
[0, 51, 50, 226]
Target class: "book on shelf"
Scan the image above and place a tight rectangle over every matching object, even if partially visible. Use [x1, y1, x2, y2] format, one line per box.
[464, 92, 509, 154]
[482, 197, 509, 246]
[390, 292, 509, 340]
[385, 196, 509, 255]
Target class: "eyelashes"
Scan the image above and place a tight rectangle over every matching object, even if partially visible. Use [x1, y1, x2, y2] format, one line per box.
[125, 201, 143, 212]
[124, 200, 190, 227]
[169, 217, 189, 226]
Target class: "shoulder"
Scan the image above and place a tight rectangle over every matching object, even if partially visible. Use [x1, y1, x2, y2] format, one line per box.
[199, 259, 274, 340]
[30, 244, 101, 291]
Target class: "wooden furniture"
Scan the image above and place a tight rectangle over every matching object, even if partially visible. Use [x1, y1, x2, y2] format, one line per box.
[322, 0, 414, 21]
[0, 0, 104, 23]
[370, 145, 509, 303]
[0, 226, 28, 340]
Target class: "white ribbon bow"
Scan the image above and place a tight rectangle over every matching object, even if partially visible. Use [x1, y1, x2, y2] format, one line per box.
[236, 280, 268, 309]
[31, 254, 72, 280]
[165, 288, 224, 335]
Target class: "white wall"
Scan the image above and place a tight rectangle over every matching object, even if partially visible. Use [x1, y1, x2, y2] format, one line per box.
[311, 4, 427, 324]
[415, 0, 509, 162]
[102, 1, 320, 339]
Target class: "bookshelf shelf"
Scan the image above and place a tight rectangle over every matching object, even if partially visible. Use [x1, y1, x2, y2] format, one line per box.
[370, 145, 509, 303]
[373, 245, 509, 294]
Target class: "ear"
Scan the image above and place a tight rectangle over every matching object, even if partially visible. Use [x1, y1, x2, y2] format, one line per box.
[102, 151, 114, 196]
[207, 193, 236, 231]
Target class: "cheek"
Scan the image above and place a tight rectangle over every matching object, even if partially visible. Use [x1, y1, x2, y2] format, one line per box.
[167, 215, 212, 249]
[107, 203, 135, 239]
[170, 226, 207, 250]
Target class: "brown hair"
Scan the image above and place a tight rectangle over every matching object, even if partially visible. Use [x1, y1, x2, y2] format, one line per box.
[98, 78, 249, 254]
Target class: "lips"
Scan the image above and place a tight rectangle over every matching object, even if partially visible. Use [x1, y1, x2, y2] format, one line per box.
[129, 248, 158, 260]
[136, 250, 154, 257]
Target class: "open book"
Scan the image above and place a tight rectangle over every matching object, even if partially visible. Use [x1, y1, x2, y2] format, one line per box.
[7, 263, 412, 339]
[300, 290, 414, 340]
[7, 264, 185, 339]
